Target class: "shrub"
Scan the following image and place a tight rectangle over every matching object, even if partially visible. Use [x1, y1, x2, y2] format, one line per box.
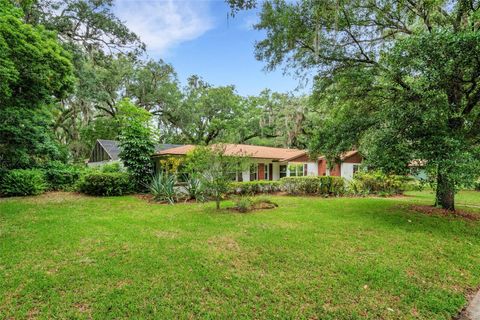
[232, 196, 278, 213]
[349, 171, 408, 196]
[403, 178, 426, 192]
[230, 180, 282, 195]
[149, 173, 179, 204]
[99, 162, 123, 173]
[281, 176, 346, 196]
[183, 174, 206, 202]
[42, 161, 82, 191]
[0, 169, 47, 196]
[475, 179, 480, 191]
[234, 197, 253, 213]
[252, 196, 278, 209]
[77, 172, 133, 196]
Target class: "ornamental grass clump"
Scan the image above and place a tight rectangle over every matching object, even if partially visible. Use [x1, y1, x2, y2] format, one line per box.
[149, 172, 179, 204]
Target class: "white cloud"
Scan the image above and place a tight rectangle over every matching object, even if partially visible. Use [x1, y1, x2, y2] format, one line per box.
[115, 0, 214, 55]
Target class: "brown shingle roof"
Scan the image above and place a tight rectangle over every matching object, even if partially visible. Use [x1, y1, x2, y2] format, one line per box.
[155, 143, 307, 162]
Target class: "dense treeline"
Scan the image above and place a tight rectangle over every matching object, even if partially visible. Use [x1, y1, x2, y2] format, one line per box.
[0, 0, 313, 169]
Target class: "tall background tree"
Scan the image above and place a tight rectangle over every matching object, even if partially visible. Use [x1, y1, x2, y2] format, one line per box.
[0, 0, 74, 169]
[228, 0, 480, 210]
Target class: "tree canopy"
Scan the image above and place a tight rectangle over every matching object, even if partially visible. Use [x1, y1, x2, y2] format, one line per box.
[228, 0, 480, 210]
[0, 0, 74, 169]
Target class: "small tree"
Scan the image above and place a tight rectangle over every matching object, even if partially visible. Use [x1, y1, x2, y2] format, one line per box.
[185, 145, 248, 210]
[117, 99, 155, 192]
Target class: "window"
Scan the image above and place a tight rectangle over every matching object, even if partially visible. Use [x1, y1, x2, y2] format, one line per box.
[353, 164, 360, 176]
[279, 165, 287, 178]
[230, 164, 244, 182]
[288, 164, 305, 177]
[249, 164, 258, 181]
[228, 171, 237, 181]
[264, 163, 269, 180]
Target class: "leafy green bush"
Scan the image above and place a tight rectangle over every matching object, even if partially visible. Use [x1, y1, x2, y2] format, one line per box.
[149, 173, 179, 204]
[230, 180, 282, 195]
[233, 196, 278, 213]
[475, 179, 480, 191]
[42, 161, 82, 191]
[348, 171, 408, 196]
[234, 197, 253, 213]
[77, 172, 133, 196]
[99, 162, 123, 173]
[403, 178, 426, 192]
[281, 176, 346, 196]
[0, 169, 47, 196]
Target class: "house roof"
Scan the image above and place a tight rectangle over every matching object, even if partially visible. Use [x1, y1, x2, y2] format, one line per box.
[155, 143, 308, 162]
[96, 140, 182, 161]
[318, 150, 360, 162]
[340, 150, 359, 161]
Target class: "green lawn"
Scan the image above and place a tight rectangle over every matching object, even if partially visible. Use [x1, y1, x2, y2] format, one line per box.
[1, 192, 480, 319]
[405, 189, 480, 209]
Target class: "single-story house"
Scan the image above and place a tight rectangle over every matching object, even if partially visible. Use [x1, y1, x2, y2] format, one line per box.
[152, 144, 362, 181]
[318, 150, 363, 180]
[88, 139, 182, 166]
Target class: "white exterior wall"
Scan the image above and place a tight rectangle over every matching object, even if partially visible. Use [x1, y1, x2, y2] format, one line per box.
[306, 162, 318, 176]
[341, 163, 356, 180]
[242, 169, 250, 182]
[272, 162, 280, 180]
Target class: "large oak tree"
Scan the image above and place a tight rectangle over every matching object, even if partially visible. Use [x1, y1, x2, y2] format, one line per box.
[229, 0, 480, 210]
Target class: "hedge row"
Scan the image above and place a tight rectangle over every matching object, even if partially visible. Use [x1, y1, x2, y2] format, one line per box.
[228, 176, 346, 196]
[228, 173, 409, 197]
[349, 171, 408, 196]
[0, 169, 47, 196]
[77, 172, 133, 196]
[42, 161, 82, 191]
[282, 176, 346, 195]
[0, 164, 130, 197]
[230, 180, 282, 195]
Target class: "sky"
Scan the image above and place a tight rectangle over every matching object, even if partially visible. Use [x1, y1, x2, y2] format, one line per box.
[114, 0, 311, 96]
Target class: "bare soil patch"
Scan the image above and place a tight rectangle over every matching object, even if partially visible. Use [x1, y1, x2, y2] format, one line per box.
[409, 205, 480, 221]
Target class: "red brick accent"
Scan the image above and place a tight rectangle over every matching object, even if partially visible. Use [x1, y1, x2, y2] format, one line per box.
[318, 160, 327, 176]
[288, 154, 310, 162]
[330, 163, 341, 176]
[258, 163, 265, 180]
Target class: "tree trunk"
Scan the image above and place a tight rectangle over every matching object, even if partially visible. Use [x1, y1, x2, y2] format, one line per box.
[435, 168, 455, 211]
[215, 196, 220, 210]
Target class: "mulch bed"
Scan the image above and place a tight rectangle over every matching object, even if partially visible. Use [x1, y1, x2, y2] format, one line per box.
[229, 201, 278, 213]
[134, 194, 197, 205]
[409, 205, 480, 221]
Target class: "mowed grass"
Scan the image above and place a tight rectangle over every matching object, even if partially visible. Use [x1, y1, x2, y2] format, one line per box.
[1, 192, 480, 319]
